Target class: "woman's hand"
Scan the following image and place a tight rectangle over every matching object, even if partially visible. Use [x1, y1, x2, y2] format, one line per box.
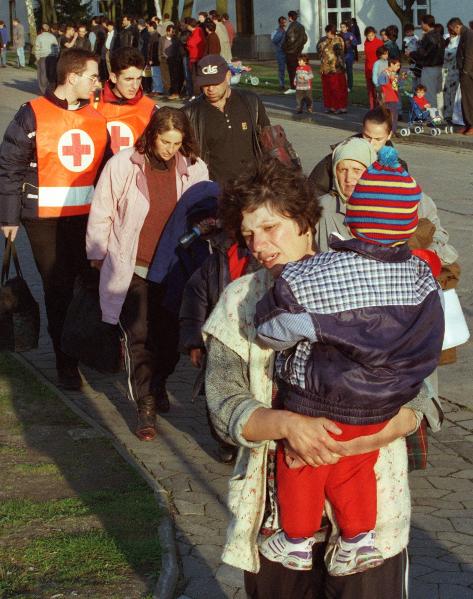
[190, 348, 204, 368]
[282, 412, 346, 467]
[90, 259, 104, 270]
[340, 408, 418, 456]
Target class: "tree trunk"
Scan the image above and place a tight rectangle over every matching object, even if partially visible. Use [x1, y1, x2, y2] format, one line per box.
[25, 0, 37, 65]
[162, 0, 174, 17]
[181, 0, 193, 19]
[216, 0, 228, 15]
[385, 0, 416, 32]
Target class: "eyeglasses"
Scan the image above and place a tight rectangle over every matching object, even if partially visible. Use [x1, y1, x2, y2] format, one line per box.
[79, 73, 99, 83]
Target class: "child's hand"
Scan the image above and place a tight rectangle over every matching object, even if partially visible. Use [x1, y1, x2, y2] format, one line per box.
[283, 442, 308, 469]
[190, 348, 204, 368]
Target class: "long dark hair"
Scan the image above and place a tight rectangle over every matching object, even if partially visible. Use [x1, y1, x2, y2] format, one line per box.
[135, 107, 200, 164]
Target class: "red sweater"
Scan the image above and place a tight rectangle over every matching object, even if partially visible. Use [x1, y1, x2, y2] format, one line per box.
[187, 27, 205, 64]
[364, 37, 384, 76]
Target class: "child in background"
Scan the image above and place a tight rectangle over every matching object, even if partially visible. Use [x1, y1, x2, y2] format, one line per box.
[294, 54, 314, 114]
[403, 23, 419, 53]
[372, 45, 389, 91]
[378, 57, 401, 133]
[413, 83, 443, 124]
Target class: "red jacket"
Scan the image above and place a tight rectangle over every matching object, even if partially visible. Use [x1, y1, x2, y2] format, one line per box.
[364, 37, 384, 76]
[187, 27, 205, 63]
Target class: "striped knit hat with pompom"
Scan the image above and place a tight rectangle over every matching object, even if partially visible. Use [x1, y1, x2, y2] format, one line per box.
[344, 145, 422, 246]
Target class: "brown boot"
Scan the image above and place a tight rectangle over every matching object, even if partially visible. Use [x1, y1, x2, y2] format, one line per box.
[136, 396, 157, 441]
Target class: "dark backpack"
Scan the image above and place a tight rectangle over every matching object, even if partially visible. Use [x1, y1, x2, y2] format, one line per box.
[0, 237, 40, 352]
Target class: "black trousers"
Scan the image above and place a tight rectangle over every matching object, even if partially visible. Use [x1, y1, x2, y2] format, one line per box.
[119, 274, 180, 406]
[23, 216, 89, 366]
[286, 54, 299, 89]
[245, 548, 408, 599]
[460, 73, 473, 128]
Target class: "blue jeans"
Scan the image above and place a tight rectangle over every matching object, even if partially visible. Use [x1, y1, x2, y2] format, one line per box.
[16, 46, 25, 67]
[345, 56, 354, 90]
[0, 48, 7, 66]
[151, 66, 164, 93]
[276, 51, 286, 88]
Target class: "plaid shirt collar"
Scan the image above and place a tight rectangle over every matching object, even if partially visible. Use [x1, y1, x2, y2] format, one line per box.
[329, 235, 412, 264]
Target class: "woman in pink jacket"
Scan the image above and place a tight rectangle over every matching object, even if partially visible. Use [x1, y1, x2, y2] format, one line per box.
[87, 107, 209, 441]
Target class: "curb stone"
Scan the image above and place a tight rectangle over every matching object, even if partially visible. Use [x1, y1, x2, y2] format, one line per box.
[10, 352, 179, 599]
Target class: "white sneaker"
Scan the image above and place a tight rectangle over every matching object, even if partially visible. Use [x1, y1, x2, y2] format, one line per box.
[259, 530, 316, 571]
[326, 530, 384, 576]
[284, 88, 296, 94]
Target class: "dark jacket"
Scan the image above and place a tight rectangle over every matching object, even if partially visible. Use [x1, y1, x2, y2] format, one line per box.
[0, 89, 110, 225]
[138, 28, 150, 60]
[308, 136, 408, 199]
[147, 181, 220, 314]
[119, 25, 138, 49]
[457, 25, 473, 76]
[282, 20, 307, 56]
[204, 32, 221, 56]
[410, 29, 445, 67]
[74, 35, 92, 52]
[182, 89, 269, 171]
[255, 236, 444, 425]
[180, 234, 259, 352]
[148, 30, 161, 65]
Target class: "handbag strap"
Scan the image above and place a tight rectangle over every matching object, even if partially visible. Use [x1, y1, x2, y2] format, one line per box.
[2, 235, 23, 284]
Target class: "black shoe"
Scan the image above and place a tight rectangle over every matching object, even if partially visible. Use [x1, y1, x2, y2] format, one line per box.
[154, 385, 170, 414]
[57, 365, 82, 391]
[218, 444, 237, 464]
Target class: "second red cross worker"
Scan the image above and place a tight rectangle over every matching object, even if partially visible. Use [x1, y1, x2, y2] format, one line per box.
[94, 46, 157, 154]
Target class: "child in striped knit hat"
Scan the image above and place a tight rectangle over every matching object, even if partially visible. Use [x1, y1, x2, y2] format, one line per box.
[255, 146, 445, 576]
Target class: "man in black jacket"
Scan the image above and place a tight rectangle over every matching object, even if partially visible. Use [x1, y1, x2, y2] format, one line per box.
[119, 15, 138, 48]
[448, 17, 473, 135]
[282, 10, 307, 94]
[408, 14, 445, 113]
[183, 54, 270, 185]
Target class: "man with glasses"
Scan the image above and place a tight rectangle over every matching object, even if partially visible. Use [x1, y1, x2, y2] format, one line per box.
[94, 47, 156, 154]
[0, 48, 109, 390]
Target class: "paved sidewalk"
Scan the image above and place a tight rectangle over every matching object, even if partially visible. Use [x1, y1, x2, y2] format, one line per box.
[4, 229, 472, 599]
[0, 66, 472, 598]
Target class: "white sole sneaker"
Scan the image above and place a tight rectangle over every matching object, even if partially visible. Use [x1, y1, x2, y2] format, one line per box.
[259, 531, 315, 571]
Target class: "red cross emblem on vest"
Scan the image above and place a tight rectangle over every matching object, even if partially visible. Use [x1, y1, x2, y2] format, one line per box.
[107, 121, 134, 154]
[58, 129, 95, 173]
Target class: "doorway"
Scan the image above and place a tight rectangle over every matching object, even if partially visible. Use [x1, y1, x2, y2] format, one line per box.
[236, 0, 254, 34]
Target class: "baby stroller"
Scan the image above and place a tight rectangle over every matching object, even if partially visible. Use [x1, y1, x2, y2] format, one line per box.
[229, 61, 259, 86]
[400, 92, 454, 137]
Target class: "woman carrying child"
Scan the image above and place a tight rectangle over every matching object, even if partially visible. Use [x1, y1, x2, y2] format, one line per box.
[203, 157, 442, 598]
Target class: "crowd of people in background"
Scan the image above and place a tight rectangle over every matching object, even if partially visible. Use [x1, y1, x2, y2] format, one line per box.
[270, 12, 473, 135]
[0, 11, 236, 100]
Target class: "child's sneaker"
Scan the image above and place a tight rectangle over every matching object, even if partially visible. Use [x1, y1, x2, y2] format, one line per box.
[259, 531, 316, 570]
[326, 530, 384, 576]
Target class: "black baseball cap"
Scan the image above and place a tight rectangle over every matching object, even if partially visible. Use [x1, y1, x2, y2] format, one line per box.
[195, 54, 230, 87]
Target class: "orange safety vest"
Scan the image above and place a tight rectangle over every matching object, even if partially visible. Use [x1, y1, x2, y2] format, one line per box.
[30, 97, 107, 218]
[95, 94, 155, 154]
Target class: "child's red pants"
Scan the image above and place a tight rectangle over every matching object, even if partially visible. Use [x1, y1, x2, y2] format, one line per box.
[277, 421, 387, 539]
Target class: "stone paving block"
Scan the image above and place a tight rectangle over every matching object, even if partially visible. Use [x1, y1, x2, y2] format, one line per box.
[174, 499, 205, 516]
[412, 515, 455, 532]
[427, 477, 473, 492]
[439, 585, 473, 599]
[175, 515, 222, 536]
[450, 518, 473, 535]
[191, 544, 223, 569]
[184, 576, 231, 599]
[205, 500, 230, 522]
[432, 510, 473, 519]
[411, 487, 451, 500]
[177, 540, 193, 557]
[444, 410, 473, 422]
[411, 563, 436, 577]
[414, 556, 463, 572]
[412, 505, 437, 514]
[410, 477, 436, 489]
[437, 532, 473, 546]
[409, 580, 440, 599]
[418, 571, 473, 585]
[215, 564, 245, 589]
[181, 554, 217, 579]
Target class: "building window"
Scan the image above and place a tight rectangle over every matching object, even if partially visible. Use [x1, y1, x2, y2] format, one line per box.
[326, 0, 353, 28]
[404, 1, 431, 25]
